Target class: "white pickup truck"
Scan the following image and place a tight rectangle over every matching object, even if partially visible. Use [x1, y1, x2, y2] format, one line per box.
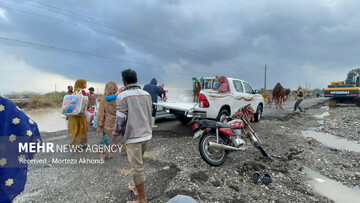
[155, 77, 265, 124]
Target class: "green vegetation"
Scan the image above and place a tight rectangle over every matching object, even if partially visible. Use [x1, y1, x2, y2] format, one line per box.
[27, 91, 65, 109]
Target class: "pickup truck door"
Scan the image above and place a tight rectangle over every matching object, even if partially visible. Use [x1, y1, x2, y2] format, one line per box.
[232, 80, 248, 111]
[242, 81, 258, 108]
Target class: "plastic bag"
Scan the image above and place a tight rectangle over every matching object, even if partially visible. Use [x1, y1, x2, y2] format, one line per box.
[62, 94, 88, 116]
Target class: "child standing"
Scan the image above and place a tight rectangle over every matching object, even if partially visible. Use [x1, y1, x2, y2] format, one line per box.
[214, 76, 220, 90]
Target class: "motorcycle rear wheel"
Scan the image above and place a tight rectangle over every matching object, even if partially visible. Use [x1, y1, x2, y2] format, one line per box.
[199, 133, 229, 166]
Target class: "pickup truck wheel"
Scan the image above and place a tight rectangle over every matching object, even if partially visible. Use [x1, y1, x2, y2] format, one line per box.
[216, 109, 229, 123]
[175, 114, 192, 125]
[254, 105, 263, 122]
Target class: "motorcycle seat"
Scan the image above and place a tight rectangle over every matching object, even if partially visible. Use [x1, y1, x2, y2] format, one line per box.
[199, 120, 228, 128]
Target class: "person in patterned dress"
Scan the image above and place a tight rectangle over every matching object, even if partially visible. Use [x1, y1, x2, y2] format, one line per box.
[0, 96, 42, 202]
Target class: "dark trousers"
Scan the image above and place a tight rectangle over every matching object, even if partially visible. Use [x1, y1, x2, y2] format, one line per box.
[152, 104, 157, 117]
[294, 99, 303, 112]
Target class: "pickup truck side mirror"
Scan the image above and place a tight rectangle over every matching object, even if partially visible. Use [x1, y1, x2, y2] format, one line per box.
[253, 90, 259, 94]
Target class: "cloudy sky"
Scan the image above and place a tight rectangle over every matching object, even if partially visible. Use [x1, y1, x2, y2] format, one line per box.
[0, 0, 358, 94]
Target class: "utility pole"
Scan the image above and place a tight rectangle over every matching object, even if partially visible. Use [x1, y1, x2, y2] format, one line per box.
[264, 65, 267, 92]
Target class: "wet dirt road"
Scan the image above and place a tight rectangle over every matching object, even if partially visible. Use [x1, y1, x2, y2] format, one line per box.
[14, 98, 360, 203]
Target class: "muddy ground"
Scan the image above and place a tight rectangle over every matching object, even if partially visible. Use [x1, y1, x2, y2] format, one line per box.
[14, 98, 360, 203]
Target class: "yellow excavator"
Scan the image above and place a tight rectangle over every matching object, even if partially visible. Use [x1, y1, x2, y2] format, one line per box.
[324, 68, 360, 107]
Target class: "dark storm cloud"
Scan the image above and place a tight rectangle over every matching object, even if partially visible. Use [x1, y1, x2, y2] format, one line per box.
[0, 0, 359, 88]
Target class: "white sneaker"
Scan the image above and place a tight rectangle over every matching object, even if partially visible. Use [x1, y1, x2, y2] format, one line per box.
[152, 117, 157, 128]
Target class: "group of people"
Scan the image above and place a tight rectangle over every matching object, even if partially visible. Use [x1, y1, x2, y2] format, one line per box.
[66, 70, 164, 203]
[0, 69, 154, 203]
[214, 76, 230, 93]
[67, 85, 98, 108]
[262, 86, 305, 112]
[263, 94, 287, 105]
[192, 75, 230, 102]
[65, 85, 98, 125]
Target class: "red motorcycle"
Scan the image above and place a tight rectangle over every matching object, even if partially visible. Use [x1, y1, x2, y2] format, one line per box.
[192, 105, 268, 166]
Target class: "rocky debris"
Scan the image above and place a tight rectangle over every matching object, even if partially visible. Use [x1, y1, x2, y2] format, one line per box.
[286, 147, 303, 160]
[15, 99, 360, 203]
[236, 161, 267, 175]
[211, 180, 221, 187]
[189, 171, 209, 183]
[315, 105, 360, 142]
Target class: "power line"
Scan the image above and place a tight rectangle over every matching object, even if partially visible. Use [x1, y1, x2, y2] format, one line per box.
[3, 1, 244, 72]
[0, 3, 240, 76]
[6, 0, 149, 40]
[6, 0, 217, 58]
[0, 35, 163, 68]
[12, 0, 155, 40]
[0, 4, 217, 62]
[0, 35, 221, 77]
[0, 5, 82, 28]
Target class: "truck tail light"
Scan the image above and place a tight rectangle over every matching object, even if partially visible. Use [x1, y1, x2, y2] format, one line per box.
[199, 94, 210, 108]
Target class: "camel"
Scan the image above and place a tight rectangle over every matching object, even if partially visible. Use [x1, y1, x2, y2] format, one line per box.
[269, 83, 291, 109]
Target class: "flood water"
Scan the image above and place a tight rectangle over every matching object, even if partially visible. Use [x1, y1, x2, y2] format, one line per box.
[301, 131, 360, 153]
[314, 112, 330, 119]
[25, 108, 67, 132]
[22, 89, 189, 133]
[305, 167, 360, 203]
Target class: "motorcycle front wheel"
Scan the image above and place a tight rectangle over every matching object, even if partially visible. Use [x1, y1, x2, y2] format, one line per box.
[199, 133, 229, 166]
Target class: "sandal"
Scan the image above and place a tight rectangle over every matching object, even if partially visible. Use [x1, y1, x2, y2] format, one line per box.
[252, 172, 261, 184]
[262, 174, 272, 185]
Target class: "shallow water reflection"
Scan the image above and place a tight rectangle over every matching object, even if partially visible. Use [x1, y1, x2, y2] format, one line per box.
[25, 108, 67, 132]
[305, 167, 360, 203]
[301, 131, 360, 153]
[314, 112, 330, 119]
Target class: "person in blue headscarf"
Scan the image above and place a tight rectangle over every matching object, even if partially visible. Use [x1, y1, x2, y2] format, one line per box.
[0, 96, 42, 203]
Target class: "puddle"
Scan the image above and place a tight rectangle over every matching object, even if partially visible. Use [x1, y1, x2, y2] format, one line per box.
[25, 108, 67, 132]
[305, 167, 360, 203]
[301, 131, 360, 153]
[321, 106, 329, 110]
[314, 112, 330, 119]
